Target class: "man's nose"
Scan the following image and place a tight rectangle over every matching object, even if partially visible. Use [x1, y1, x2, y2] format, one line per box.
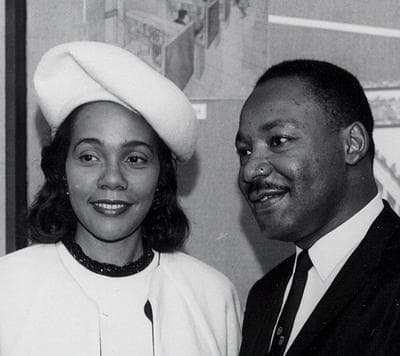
[242, 156, 273, 183]
[97, 162, 128, 191]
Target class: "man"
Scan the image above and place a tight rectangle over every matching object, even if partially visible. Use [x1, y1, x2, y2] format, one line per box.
[236, 59, 400, 355]
[174, 9, 188, 25]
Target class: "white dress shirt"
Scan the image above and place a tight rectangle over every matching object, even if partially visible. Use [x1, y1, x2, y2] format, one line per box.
[273, 194, 384, 354]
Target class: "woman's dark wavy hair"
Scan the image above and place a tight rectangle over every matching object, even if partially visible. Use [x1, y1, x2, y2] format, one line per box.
[28, 104, 190, 252]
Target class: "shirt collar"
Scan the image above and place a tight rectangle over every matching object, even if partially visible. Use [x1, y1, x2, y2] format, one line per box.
[296, 194, 384, 281]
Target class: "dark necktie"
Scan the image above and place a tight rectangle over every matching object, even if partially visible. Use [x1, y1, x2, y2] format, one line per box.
[268, 250, 313, 356]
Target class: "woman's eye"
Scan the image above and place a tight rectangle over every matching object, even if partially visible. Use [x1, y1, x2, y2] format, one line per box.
[79, 154, 98, 162]
[270, 136, 290, 147]
[126, 155, 147, 165]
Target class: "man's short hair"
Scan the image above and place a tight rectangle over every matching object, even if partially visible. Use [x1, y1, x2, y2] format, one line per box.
[254, 59, 375, 158]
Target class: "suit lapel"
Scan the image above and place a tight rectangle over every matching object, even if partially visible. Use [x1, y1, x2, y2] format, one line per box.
[287, 204, 399, 355]
[251, 256, 294, 355]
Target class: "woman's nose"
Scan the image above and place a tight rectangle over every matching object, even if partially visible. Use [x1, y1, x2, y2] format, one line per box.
[97, 163, 128, 190]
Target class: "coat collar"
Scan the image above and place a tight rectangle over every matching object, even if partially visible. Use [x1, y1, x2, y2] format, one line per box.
[248, 255, 294, 355]
[287, 202, 400, 355]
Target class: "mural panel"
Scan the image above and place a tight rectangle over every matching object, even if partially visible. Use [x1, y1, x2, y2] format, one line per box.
[369, 88, 400, 214]
[83, 0, 269, 98]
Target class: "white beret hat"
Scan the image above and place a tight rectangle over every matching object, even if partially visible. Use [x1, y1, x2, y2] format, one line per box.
[33, 41, 198, 162]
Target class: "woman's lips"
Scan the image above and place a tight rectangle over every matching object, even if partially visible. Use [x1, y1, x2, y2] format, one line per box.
[91, 201, 132, 216]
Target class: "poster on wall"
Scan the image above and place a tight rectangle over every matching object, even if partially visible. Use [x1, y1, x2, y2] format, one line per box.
[83, 0, 268, 99]
[374, 127, 400, 215]
[368, 88, 400, 215]
[366, 88, 400, 127]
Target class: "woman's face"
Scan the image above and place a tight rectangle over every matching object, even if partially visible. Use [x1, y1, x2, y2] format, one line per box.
[65, 101, 160, 243]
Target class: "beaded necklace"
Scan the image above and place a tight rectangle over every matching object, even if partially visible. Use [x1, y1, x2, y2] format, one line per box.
[62, 238, 154, 277]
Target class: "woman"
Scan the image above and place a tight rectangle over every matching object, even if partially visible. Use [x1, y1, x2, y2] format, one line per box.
[0, 41, 241, 356]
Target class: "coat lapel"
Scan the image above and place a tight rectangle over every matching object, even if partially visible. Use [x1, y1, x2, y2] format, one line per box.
[250, 256, 295, 355]
[287, 203, 399, 355]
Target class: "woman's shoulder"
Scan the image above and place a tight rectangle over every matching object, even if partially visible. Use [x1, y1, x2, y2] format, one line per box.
[0, 244, 63, 316]
[158, 251, 236, 293]
[0, 242, 58, 262]
[0, 243, 60, 280]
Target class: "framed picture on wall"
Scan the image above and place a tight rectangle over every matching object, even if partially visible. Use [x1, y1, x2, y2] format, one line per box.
[363, 88, 400, 215]
[84, 0, 269, 99]
[362, 88, 400, 215]
[365, 87, 400, 128]
[374, 126, 400, 215]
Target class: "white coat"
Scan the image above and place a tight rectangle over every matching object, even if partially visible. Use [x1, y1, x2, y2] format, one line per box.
[0, 243, 242, 356]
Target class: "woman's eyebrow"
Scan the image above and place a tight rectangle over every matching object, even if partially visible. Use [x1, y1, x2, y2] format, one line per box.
[73, 138, 155, 154]
[72, 138, 101, 151]
[122, 140, 153, 148]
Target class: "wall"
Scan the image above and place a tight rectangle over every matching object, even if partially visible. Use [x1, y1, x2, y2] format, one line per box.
[268, 0, 400, 85]
[0, 0, 5, 256]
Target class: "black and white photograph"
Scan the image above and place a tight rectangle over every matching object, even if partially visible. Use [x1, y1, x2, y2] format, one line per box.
[1, 1, 400, 355]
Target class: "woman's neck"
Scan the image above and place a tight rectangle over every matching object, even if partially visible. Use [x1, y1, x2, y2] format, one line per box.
[74, 227, 144, 266]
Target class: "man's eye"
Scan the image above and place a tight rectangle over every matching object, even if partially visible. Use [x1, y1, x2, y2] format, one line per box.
[237, 148, 251, 158]
[270, 136, 290, 147]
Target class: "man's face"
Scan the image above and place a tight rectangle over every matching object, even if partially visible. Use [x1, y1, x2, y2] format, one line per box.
[236, 77, 350, 248]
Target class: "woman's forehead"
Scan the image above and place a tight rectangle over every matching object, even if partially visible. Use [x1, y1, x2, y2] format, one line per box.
[71, 102, 159, 147]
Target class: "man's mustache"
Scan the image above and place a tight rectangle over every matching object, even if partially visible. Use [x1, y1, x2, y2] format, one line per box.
[247, 178, 288, 196]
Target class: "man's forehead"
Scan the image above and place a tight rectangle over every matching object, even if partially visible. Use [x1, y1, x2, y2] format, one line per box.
[238, 79, 327, 139]
[246, 74, 326, 112]
[237, 116, 302, 139]
[249, 76, 313, 103]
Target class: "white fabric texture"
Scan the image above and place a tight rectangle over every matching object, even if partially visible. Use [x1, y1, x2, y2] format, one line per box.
[0, 243, 242, 356]
[57, 243, 158, 356]
[33, 41, 198, 162]
[273, 194, 384, 354]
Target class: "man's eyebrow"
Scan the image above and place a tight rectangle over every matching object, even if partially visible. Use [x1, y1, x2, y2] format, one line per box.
[260, 118, 300, 131]
[235, 118, 301, 145]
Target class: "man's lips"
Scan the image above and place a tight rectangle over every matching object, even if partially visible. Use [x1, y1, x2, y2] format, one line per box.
[246, 178, 289, 210]
[248, 189, 288, 204]
[90, 200, 132, 216]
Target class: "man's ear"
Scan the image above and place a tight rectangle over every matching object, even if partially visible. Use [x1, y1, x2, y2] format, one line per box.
[343, 122, 370, 165]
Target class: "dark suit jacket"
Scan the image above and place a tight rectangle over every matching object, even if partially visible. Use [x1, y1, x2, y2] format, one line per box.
[240, 202, 400, 356]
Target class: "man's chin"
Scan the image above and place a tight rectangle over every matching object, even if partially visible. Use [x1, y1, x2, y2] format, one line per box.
[254, 211, 277, 233]
[255, 216, 267, 232]
[252, 202, 286, 234]
[255, 216, 295, 242]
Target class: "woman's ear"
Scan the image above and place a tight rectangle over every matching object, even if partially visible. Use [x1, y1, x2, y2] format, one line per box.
[343, 122, 370, 165]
